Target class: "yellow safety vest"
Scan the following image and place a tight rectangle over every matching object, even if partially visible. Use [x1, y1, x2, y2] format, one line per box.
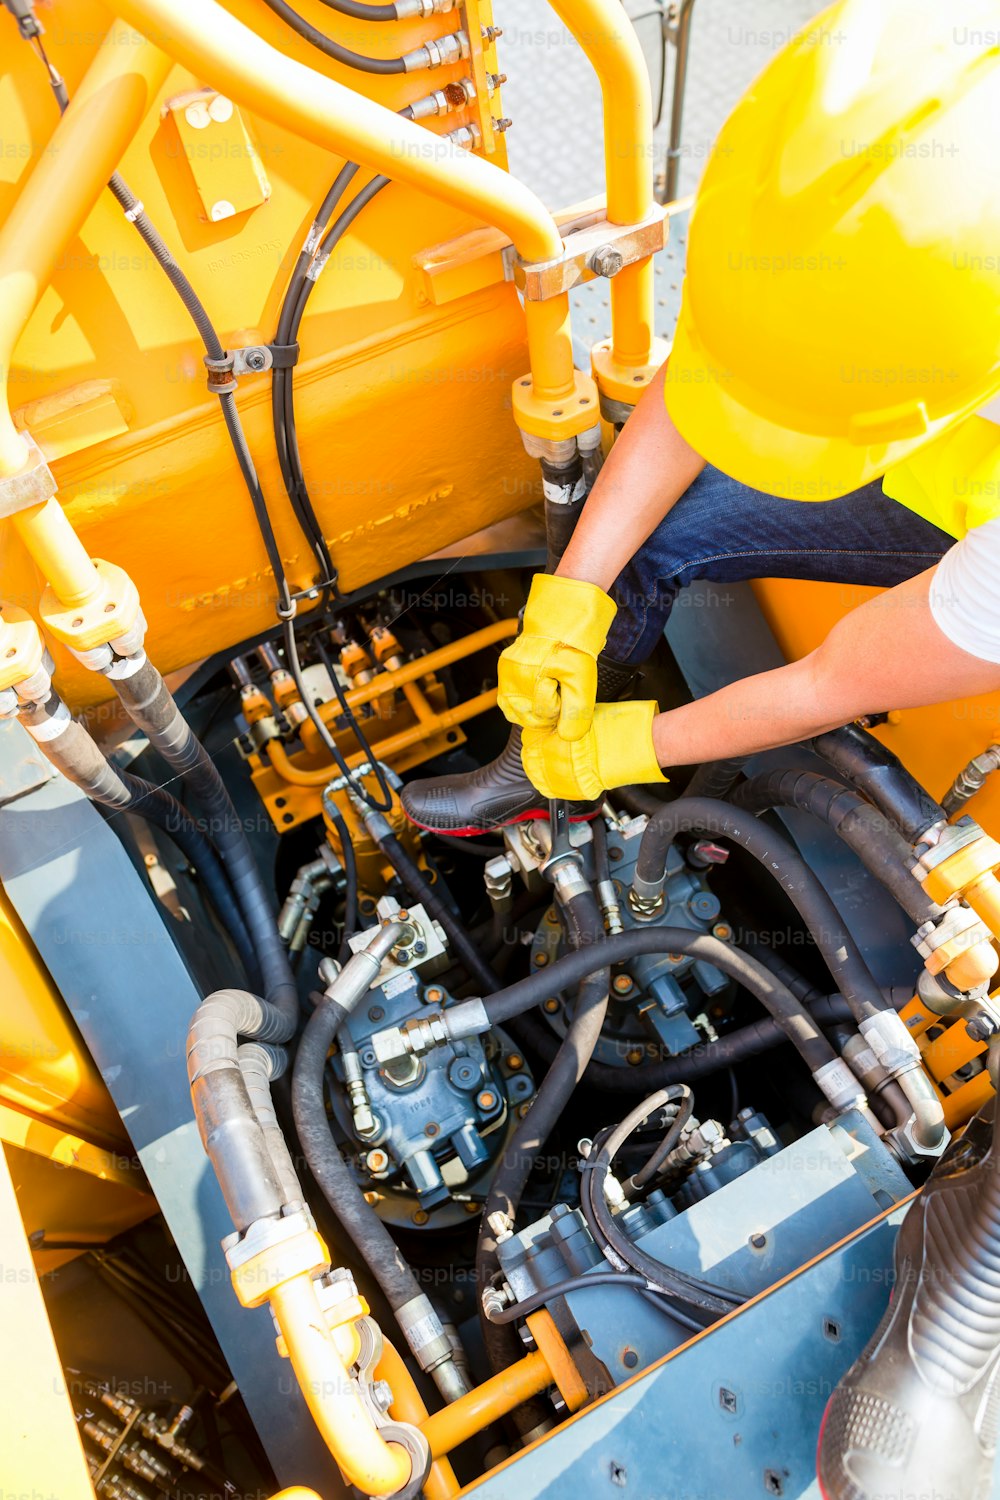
[882, 413, 1000, 541]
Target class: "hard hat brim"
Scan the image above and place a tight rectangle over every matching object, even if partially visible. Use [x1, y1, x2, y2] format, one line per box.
[665, 310, 927, 503]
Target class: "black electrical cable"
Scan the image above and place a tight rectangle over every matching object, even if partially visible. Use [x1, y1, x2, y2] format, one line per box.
[580, 1096, 745, 1318]
[275, 174, 391, 612]
[631, 795, 890, 1027]
[260, 0, 407, 70]
[279, 619, 395, 812]
[484, 1270, 698, 1327]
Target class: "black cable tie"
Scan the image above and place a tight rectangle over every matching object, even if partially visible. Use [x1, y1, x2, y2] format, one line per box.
[268, 341, 300, 368]
[204, 353, 238, 395]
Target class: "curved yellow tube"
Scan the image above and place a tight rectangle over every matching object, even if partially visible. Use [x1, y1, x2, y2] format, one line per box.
[547, 0, 655, 368]
[115, 0, 562, 262]
[112, 0, 577, 404]
[268, 1274, 413, 1497]
[419, 1350, 553, 1459]
[375, 1341, 460, 1500]
[0, 22, 171, 478]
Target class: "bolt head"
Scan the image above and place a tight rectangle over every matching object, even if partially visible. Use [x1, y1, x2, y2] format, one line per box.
[589, 244, 625, 278]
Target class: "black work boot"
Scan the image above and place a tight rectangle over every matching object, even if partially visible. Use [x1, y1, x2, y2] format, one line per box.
[400, 655, 640, 835]
[817, 1093, 1000, 1500]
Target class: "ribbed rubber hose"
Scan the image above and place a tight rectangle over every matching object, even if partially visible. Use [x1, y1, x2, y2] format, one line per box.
[377, 831, 501, 994]
[727, 768, 943, 926]
[632, 796, 890, 1025]
[478, 887, 609, 1399]
[813, 724, 946, 842]
[113, 661, 298, 1025]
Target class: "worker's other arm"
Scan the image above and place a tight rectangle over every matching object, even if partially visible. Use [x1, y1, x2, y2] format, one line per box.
[652, 567, 1000, 767]
[556, 361, 705, 590]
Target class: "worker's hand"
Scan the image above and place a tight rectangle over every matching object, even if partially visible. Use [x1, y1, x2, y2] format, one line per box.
[521, 701, 667, 801]
[497, 573, 617, 740]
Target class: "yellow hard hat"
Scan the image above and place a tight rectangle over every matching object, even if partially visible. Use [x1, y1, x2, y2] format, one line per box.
[665, 0, 1000, 500]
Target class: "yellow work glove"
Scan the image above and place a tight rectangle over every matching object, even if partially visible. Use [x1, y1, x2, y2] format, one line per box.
[521, 701, 667, 801]
[497, 573, 617, 741]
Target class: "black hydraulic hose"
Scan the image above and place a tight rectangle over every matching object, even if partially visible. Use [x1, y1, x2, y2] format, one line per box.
[813, 723, 946, 843]
[484, 925, 838, 1077]
[376, 828, 501, 994]
[292, 1005, 425, 1305]
[728, 768, 943, 927]
[17, 700, 255, 975]
[632, 796, 889, 1025]
[322, 799, 359, 965]
[684, 757, 744, 801]
[318, 0, 399, 16]
[580, 1099, 744, 1318]
[260, 0, 407, 70]
[627, 1085, 694, 1194]
[117, 771, 256, 974]
[478, 887, 609, 1397]
[511, 993, 864, 1092]
[113, 661, 298, 1026]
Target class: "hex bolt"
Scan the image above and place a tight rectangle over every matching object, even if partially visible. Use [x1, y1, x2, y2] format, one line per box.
[481, 24, 503, 40]
[244, 348, 268, 372]
[412, 1208, 430, 1226]
[588, 244, 625, 278]
[477, 1089, 498, 1112]
[424, 986, 444, 1005]
[543, 997, 560, 1013]
[534, 952, 548, 967]
[712, 921, 734, 942]
[613, 974, 633, 995]
[492, 116, 513, 133]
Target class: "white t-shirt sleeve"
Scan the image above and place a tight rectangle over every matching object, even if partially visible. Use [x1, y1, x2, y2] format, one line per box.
[930, 517, 1000, 664]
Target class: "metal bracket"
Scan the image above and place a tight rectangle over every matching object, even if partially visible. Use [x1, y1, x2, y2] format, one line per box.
[205, 343, 300, 392]
[511, 206, 669, 301]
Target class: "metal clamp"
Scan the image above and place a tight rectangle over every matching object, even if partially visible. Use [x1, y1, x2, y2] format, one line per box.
[512, 206, 668, 301]
[205, 343, 300, 392]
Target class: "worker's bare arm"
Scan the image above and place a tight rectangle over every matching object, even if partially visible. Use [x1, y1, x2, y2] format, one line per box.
[651, 568, 1000, 767]
[555, 361, 705, 592]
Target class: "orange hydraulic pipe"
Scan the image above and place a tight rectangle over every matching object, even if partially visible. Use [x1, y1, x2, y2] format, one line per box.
[0, 20, 171, 478]
[268, 1276, 412, 1497]
[547, 0, 656, 368]
[270, 688, 500, 786]
[345, 620, 518, 711]
[420, 1350, 554, 1459]
[110, 0, 577, 404]
[374, 1341, 460, 1500]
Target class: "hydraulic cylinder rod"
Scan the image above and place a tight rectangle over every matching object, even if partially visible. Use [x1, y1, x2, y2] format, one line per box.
[547, 0, 655, 369]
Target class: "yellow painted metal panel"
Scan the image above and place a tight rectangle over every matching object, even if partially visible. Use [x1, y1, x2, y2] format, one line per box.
[753, 576, 1000, 842]
[0, 1146, 95, 1499]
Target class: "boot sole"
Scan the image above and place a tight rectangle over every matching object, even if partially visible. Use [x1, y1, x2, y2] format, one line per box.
[405, 805, 602, 838]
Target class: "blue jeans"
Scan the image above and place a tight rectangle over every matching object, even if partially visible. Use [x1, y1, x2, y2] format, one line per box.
[603, 465, 956, 665]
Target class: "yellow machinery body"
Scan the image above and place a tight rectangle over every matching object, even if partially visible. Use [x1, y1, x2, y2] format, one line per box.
[0, 0, 535, 711]
[6, 5, 1000, 1498]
